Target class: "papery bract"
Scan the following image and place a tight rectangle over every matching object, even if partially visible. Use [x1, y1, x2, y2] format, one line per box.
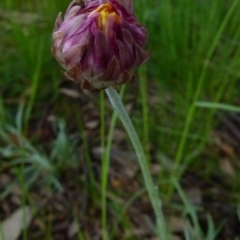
[52, 0, 150, 89]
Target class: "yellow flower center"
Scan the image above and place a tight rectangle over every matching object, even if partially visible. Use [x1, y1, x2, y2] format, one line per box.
[92, 3, 120, 31]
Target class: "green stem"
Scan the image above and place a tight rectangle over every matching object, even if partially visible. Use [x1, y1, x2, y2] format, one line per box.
[105, 86, 167, 239]
[139, 66, 150, 158]
[100, 91, 107, 240]
[101, 86, 126, 240]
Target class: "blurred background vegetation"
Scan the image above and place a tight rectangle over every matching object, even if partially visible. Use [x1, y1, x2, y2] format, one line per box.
[0, 0, 240, 239]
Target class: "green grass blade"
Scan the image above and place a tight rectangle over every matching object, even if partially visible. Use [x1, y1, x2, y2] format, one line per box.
[196, 102, 240, 113]
[101, 86, 126, 240]
[172, 0, 239, 180]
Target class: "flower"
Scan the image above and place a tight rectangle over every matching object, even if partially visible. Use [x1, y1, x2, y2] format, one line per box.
[52, 0, 150, 90]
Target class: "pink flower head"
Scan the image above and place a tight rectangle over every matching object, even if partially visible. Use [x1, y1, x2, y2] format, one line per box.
[52, 0, 150, 89]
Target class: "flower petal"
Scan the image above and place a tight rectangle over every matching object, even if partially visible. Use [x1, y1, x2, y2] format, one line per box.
[54, 13, 63, 31]
[99, 56, 120, 81]
[62, 64, 82, 82]
[51, 45, 67, 69]
[52, 0, 150, 90]
[134, 44, 151, 66]
[64, 5, 81, 21]
[52, 31, 65, 48]
[93, 30, 113, 72]
[63, 44, 86, 67]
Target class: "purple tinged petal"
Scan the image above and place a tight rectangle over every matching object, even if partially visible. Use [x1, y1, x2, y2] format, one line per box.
[118, 0, 134, 13]
[134, 44, 151, 66]
[89, 16, 99, 35]
[122, 28, 133, 44]
[93, 30, 113, 72]
[121, 29, 135, 61]
[104, 14, 115, 39]
[61, 31, 89, 53]
[52, 31, 65, 48]
[52, 0, 150, 90]
[59, 14, 86, 39]
[65, 0, 79, 15]
[141, 49, 151, 64]
[99, 56, 120, 81]
[64, 5, 81, 21]
[80, 35, 94, 73]
[51, 46, 67, 69]
[141, 25, 149, 46]
[73, 15, 96, 35]
[114, 69, 133, 85]
[119, 69, 132, 83]
[54, 13, 63, 31]
[123, 22, 146, 47]
[117, 40, 132, 69]
[81, 79, 94, 89]
[63, 44, 86, 67]
[63, 65, 82, 82]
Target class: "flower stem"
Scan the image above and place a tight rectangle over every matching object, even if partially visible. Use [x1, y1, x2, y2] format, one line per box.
[105, 86, 167, 239]
[101, 86, 126, 240]
[100, 91, 107, 240]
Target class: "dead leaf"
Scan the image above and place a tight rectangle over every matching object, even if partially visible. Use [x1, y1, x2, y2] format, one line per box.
[0, 174, 11, 186]
[220, 144, 234, 156]
[112, 128, 127, 144]
[185, 188, 202, 205]
[220, 158, 235, 177]
[111, 178, 123, 189]
[10, 196, 21, 206]
[60, 88, 81, 99]
[151, 163, 162, 175]
[67, 221, 79, 238]
[0, 206, 33, 240]
[169, 216, 193, 234]
[84, 119, 99, 129]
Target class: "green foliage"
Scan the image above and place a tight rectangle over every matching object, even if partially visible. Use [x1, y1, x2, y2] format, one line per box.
[173, 178, 226, 240]
[0, 105, 81, 197]
[135, 0, 240, 158]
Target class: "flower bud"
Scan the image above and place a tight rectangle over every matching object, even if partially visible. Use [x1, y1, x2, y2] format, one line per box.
[52, 0, 150, 89]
